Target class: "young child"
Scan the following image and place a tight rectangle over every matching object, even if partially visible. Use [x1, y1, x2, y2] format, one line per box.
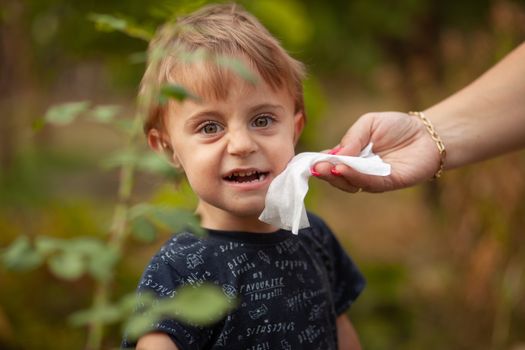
[124, 4, 365, 349]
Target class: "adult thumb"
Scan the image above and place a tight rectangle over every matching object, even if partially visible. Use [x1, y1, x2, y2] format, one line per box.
[337, 113, 375, 156]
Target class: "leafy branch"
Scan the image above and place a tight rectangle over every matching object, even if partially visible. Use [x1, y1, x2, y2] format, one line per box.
[1, 82, 232, 350]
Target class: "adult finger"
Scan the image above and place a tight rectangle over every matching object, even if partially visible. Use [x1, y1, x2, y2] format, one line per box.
[331, 163, 393, 193]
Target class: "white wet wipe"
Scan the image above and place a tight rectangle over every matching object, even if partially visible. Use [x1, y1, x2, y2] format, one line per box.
[259, 143, 391, 234]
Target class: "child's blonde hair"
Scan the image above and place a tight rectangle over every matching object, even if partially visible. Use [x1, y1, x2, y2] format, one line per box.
[140, 3, 306, 133]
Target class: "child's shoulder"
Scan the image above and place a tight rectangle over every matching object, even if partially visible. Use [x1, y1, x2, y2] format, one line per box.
[149, 230, 220, 273]
[139, 230, 231, 292]
[300, 212, 350, 255]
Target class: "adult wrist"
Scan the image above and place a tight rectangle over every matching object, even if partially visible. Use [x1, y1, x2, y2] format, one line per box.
[409, 111, 447, 179]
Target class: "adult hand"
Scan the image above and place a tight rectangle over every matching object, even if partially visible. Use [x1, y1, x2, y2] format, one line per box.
[313, 111, 441, 193]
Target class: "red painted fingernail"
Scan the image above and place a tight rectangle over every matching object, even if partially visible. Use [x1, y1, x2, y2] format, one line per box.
[328, 146, 343, 155]
[330, 168, 341, 176]
[310, 167, 321, 177]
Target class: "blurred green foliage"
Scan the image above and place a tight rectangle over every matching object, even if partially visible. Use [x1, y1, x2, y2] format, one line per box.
[1, 0, 525, 349]
[1, 93, 221, 349]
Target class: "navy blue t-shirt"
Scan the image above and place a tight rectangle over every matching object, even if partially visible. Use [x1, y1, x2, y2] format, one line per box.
[123, 213, 365, 349]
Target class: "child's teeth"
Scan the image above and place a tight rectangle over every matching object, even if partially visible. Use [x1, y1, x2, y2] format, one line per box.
[232, 171, 256, 177]
[226, 171, 267, 182]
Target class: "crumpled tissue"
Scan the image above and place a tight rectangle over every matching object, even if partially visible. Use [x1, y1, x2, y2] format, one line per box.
[259, 143, 391, 234]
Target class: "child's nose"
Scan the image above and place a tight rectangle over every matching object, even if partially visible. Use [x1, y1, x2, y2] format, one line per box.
[227, 128, 258, 157]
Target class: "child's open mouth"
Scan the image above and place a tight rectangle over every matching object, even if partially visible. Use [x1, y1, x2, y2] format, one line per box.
[224, 170, 269, 183]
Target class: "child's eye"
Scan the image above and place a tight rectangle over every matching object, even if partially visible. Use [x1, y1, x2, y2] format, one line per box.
[198, 121, 223, 135]
[252, 115, 274, 128]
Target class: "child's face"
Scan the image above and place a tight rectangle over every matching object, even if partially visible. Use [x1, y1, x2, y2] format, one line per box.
[152, 68, 304, 232]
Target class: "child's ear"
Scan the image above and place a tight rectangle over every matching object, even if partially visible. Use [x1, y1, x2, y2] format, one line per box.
[293, 111, 305, 145]
[147, 129, 182, 168]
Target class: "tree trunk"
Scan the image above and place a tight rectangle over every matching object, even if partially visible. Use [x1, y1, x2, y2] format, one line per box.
[0, 0, 33, 176]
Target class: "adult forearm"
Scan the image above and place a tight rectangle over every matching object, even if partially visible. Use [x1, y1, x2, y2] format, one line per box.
[425, 42, 525, 169]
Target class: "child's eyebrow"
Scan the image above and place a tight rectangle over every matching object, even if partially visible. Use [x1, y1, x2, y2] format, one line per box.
[187, 110, 222, 120]
[248, 103, 285, 114]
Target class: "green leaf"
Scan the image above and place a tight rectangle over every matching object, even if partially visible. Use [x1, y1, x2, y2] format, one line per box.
[131, 216, 157, 243]
[89, 105, 121, 123]
[89, 13, 126, 30]
[159, 84, 200, 104]
[247, 0, 312, 47]
[70, 304, 122, 326]
[214, 56, 258, 84]
[125, 23, 155, 42]
[88, 13, 153, 41]
[67, 237, 106, 256]
[151, 181, 198, 210]
[136, 152, 177, 175]
[158, 284, 235, 325]
[87, 246, 119, 282]
[2, 237, 31, 263]
[129, 204, 204, 237]
[123, 285, 234, 339]
[119, 292, 155, 314]
[1, 236, 43, 271]
[44, 101, 90, 125]
[185, 219, 205, 237]
[35, 236, 64, 256]
[149, 207, 202, 234]
[48, 252, 85, 280]
[124, 314, 158, 339]
[128, 203, 154, 219]
[54, 238, 119, 281]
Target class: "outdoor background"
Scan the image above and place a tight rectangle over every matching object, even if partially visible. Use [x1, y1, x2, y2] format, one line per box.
[1, 0, 525, 349]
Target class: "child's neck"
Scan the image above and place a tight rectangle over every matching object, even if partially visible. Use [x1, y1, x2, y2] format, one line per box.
[196, 205, 279, 233]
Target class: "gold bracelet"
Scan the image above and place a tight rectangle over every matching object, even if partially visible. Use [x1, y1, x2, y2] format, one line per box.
[408, 111, 446, 179]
